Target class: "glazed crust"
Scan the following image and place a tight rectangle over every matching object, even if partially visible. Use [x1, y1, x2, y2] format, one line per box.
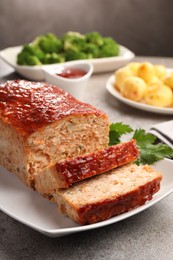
[54, 139, 139, 187]
[34, 139, 139, 195]
[0, 80, 109, 186]
[0, 80, 107, 137]
[54, 164, 162, 225]
[76, 176, 161, 224]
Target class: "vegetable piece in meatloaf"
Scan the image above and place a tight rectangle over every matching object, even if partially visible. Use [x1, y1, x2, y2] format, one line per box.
[0, 80, 109, 187]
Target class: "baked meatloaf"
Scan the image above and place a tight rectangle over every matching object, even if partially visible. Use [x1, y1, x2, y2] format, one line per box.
[53, 163, 162, 224]
[34, 139, 139, 194]
[0, 80, 109, 187]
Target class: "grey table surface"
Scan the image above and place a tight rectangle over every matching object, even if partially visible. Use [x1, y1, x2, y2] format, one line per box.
[0, 57, 173, 260]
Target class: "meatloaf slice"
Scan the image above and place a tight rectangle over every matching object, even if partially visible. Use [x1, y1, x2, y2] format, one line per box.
[53, 163, 162, 224]
[0, 80, 109, 187]
[34, 139, 139, 195]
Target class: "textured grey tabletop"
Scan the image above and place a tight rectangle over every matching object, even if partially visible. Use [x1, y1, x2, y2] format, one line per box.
[0, 57, 173, 260]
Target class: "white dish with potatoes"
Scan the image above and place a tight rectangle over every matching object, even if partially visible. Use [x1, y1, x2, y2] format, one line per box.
[106, 62, 173, 114]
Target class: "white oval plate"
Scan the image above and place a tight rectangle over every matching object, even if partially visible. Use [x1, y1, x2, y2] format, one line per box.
[106, 75, 173, 114]
[0, 45, 135, 81]
[0, 158, 173, 237]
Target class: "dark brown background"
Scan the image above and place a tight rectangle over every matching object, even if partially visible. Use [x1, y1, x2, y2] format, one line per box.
[0, 0, 173, 56]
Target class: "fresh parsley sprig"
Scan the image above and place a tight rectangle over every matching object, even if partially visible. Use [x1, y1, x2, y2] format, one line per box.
[109, 123, 173, 165]
[109, 122, 133, 146]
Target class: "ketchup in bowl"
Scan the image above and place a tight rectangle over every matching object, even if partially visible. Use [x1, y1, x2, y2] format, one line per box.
[56, 68, 86, 79]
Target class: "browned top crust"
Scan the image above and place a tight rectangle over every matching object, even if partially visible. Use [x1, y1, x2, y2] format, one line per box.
[0, 80, 108, 136]
[54, 139, 139, 186]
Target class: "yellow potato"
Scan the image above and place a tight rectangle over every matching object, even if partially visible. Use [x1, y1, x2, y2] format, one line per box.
[115, 67, 133, 92]
[138, 62, 155, 83]
[126, 62, 140, 75]
[163, 72, 173, 89]
[144, 84, 173, 107]
[149, 76, 162, 85]
[121, 76, 147, 101]
[154, 64, 167, 79]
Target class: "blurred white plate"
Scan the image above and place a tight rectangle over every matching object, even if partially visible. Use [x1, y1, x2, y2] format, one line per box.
[0, 45, 135, 81]
[106, 75, 173, 114]
[0, 159, 172, 237]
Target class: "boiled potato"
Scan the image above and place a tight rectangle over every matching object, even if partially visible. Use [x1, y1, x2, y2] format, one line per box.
[115, 67, 133, 92]
[121, 76, 147, 101]
[149, 76, 162, 85]
[114, 62, 172, 108]
[126, 62, 140, 75]
[144, 84, 172, 107]
[138, 62, 155, 83]
[163, 72, 173, 89]
[154, 64, 167, 79]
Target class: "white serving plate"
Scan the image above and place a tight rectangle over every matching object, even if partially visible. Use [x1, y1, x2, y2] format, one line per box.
[106, 74, 173, 115]
[0, 45, 135, 81]
[0, 159, 173, 237]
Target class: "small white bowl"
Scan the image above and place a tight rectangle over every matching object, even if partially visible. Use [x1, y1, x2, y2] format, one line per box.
[42, 62, 93, 99]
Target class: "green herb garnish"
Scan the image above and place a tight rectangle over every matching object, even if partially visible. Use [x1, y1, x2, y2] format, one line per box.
[109, 122, 173, 165]
[109, 122, 133, 146]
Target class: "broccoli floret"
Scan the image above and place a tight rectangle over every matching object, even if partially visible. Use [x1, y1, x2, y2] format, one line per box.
[17, 52, 29, 65]
[46, 33, 59, 41]
[26, 56, 42, 66]
[99, 37, 119, 57]
[38, 33, 63, 53]
[103, 37, 119, 47]
[61, 31, 87, 53]
[32, 35, 44, 47]
[17, 51, 42, 66]
[43, 53, 65, 64]
[63, 35, 86, 53]
[63, 31, 85, 39]
[64, 51, 88, 61]
[86, 53, 94, 59]
[17, 45, 44, 65]
[83, 43, 100, 58]
[85, 32, 104, 46]
[17, 32, 120, 66]
[24, 45, 45, 61]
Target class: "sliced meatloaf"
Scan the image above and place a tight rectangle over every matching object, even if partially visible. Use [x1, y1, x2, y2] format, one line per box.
[0, 80, 109, 187]
[53, 163, 162, 224]
[34, 139, 139, 195]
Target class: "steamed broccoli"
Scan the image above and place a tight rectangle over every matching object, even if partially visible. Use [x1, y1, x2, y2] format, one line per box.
[37, 33, 63, 53]
[83, 43, 100, 58]
[99, 37, 119, 57]
[65, 51, 88, 61]
[24, 45, 45, 61]
[62, 31, 85, 39]
[85, 32, 104, 46]
[63, 37, 86, 52]
[17, 31, 120, 66]
[43, 53, 65, 64]
[25, 56, 42, 66]
[17, 45, 44, 65]
[17, 52, 42, 66]
[62, 33, 86, 53]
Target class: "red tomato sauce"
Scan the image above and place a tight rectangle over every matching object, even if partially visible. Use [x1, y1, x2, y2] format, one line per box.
[56, 68, 86, 79]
